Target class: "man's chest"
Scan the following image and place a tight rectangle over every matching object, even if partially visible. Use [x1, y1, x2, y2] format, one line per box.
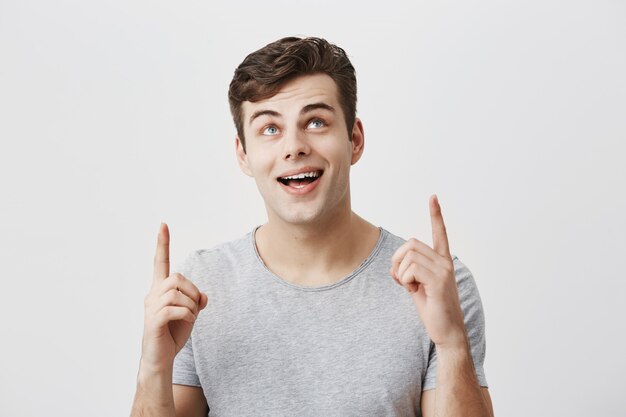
[191, 286, 431, 416]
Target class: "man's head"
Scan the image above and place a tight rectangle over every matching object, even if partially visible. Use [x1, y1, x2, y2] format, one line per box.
[228, 36, 357, 153]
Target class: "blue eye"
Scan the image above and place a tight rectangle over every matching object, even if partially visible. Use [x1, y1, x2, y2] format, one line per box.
[262, 126, 279, 136]
[308, 119, 325, 129]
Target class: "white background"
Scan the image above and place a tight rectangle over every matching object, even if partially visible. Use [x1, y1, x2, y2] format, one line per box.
[1, 0, 625, 416]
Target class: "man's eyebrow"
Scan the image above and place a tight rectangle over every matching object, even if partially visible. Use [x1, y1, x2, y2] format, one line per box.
[249, 109, 281, 126]
[301, 102, 335, 115]
[248, 103, 335, 126]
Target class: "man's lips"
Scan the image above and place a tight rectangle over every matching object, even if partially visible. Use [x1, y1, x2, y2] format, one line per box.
[275, 166, 324, 180]
[277, 171, 323, 195]
[276, 171, 323, 186]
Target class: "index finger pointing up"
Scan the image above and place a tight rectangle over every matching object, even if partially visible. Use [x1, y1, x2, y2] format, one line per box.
[153, 222, 170, 281]
[430, 194, 451, 259]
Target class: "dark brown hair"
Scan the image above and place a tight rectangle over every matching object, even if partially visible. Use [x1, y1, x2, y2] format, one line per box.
[228, 36, 357, 152]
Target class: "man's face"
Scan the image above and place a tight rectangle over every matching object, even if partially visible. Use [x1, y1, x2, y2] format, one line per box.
[236, 73, 364, 226]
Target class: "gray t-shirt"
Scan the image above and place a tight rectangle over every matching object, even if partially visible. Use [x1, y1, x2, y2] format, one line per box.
[172, 225, 488, 417]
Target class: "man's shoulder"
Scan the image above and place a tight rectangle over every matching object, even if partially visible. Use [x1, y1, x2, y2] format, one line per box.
[379, 227, 407, 247]
[198, 228, 253, 256]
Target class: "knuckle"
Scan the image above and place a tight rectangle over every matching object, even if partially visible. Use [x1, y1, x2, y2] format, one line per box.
[172, 273, 185, 286]
[154, 255, 169, 265]
[165, 289, 177, 303]
[191, 288, 201, 303]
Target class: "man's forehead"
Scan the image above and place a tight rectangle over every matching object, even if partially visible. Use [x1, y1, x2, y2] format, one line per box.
[243, 73, 341, 121]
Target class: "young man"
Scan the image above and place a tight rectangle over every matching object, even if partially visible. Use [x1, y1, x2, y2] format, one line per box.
[131, 36, 494, 417]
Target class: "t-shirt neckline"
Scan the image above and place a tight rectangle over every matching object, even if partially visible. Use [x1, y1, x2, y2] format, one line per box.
[249, 224, 387, 292]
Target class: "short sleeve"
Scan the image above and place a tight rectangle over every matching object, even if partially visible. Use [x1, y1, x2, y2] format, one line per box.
[422, 255, 489, 390]
[173, 335, 201, 387]
[171, 251, 202, 387]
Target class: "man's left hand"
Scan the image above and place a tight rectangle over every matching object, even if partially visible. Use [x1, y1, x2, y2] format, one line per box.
[390, 194, 468, 349]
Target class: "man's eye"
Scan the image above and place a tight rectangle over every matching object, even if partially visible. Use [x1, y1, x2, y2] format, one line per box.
[307, 119, 325, 129]
[262, 126, 279, 136]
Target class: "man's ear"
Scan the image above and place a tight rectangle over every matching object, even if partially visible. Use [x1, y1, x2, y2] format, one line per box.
[350, 117, 365, 165]
[235, 136, 254, 177]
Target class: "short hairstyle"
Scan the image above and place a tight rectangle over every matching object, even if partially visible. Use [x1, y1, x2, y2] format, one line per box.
[228, 36, 357, 152]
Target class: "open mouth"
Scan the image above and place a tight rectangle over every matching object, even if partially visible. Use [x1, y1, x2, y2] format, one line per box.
[277, 170, 324, 189]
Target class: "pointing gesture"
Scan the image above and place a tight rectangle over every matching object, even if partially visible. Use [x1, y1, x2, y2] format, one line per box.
[390, 195, 467, 349]
[153, 222, 170, 281]
[141, 223, 208, 373]
[429, 194, 451, 259]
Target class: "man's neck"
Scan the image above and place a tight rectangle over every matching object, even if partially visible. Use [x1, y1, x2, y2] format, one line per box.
[255, 210, 380, 287]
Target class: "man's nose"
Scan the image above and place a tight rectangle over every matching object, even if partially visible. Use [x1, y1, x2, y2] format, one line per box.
[282, 129, 310, 160]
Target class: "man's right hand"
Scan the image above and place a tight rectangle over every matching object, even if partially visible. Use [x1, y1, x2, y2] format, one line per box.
[140, 222, 208, 372]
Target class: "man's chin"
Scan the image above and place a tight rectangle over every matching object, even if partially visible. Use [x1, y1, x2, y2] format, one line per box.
[270, 209, 324, 227]
[282, 215, 321, 226]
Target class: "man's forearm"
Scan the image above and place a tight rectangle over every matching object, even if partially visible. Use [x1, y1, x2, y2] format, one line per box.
[434, 341, 491, 417]
[130, 361, 176, 417]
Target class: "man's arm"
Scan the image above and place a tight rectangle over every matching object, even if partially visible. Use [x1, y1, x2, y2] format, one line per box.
[130, 363, 208, 417]
[130, 224, 209, 417]
[130, 362, 175, 417]
[173, 384, 208, 417]
[420, 345, 494, 417]
[422, 387, 493, 417]
[390, 196, 492, 416]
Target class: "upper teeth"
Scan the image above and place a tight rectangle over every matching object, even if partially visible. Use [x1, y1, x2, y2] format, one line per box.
[281, 171, 320, 180]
